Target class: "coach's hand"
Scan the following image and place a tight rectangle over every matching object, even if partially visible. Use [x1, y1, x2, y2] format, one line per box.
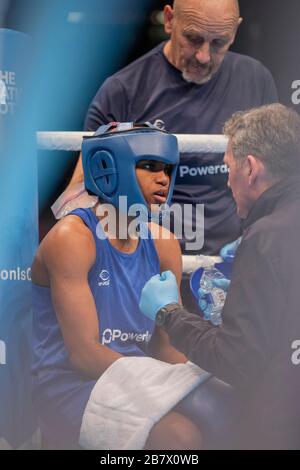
[219, 237, 242, 261]
[139, 271, 179, 321]
[198, 277, 230, 320]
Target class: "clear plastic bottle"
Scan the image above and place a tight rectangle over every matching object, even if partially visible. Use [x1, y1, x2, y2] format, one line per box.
[200, 267, 227, 325]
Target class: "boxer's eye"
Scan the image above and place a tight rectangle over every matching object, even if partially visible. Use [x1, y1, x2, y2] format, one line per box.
[136, 161, 172, 175]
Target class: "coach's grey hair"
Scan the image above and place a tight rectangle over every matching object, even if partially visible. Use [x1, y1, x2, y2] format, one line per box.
[223, 103, 300, 180]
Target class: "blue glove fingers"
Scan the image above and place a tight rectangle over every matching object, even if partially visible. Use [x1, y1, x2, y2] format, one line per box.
[197, 288, 211, 319]
[212, 278, 231, 291]
[199, 298, 208, 311]
[150, 273, 162, 281]
[220, 237, 242, 261]
[139, 271, 179, 321]
[199, 299, 212, 320]
[160, 270, 176, 281]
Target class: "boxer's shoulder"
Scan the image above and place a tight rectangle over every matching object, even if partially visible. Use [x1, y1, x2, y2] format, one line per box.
[37, 216, 96, 276]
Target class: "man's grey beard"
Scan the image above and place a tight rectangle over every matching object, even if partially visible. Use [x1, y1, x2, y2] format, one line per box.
[182, 69, 213, 85]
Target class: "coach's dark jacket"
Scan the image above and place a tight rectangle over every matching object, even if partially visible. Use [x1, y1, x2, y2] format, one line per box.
[163, 174, 300, 449]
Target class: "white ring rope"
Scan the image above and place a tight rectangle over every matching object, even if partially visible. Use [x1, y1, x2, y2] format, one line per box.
[182, 255, 223, 273]
[37, 132, 228, 154]
[38, 131, 227, 272]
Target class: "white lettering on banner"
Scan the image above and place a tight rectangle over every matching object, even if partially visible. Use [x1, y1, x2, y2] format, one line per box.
[291, 80, 300, 105]
[179, 164, 229, 178]
[291, 340, 300, 365]
[0, 70, 19, 115]
[0, 79, 8, 105]
[0, 267, 31, 281]
[0, 341, 6, 365]
[0, 71, 16, 85]
[102, 329, 152, 346]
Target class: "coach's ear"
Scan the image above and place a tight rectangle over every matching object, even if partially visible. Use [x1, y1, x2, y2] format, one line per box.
[164, 5, 175, 35]
[247, 154, 263, 187]
[229, 16, 243, 46]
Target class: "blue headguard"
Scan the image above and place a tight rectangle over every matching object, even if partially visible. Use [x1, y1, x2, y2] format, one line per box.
[82, 122, 179, 215]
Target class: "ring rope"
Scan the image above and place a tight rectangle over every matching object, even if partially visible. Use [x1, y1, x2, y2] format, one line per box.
[37, 132, 228, 154]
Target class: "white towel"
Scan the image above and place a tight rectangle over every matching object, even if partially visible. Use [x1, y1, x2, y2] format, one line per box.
[79, 356, 210, 450]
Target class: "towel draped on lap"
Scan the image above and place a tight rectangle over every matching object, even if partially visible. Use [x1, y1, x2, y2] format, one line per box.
[79, 356, 211, 450]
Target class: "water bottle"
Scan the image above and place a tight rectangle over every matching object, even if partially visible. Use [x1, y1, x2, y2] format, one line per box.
[200, 267, 227, 325]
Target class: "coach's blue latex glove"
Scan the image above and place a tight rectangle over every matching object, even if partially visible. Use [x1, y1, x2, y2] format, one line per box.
[212, 278, 231, 291]
[219, 237, 242, 262]
[198, 278, 230, 320]
[139, 271, 179, 321]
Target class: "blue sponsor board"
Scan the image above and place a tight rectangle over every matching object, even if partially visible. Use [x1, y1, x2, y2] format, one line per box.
[0, 28, 38, 448]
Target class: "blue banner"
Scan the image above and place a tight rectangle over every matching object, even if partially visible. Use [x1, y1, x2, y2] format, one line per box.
[0, 29, 38, 449]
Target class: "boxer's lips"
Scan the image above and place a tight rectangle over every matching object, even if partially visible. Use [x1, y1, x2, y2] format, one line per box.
[152, 190, 168, 204]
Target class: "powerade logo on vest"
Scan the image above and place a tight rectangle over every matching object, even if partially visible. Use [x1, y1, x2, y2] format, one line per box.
[98, 269, 110, 287]
[102, 329, 152, 346]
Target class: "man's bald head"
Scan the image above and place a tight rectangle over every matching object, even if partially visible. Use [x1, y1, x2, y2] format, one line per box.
[173, 0, 240, 20]
[164, 0, 242, 84]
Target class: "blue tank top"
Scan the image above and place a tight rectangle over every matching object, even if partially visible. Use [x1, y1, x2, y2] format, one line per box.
[32, 208, 160, 375]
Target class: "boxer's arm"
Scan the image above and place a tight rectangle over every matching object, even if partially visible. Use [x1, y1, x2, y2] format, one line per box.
[149, 224, 187, 363]
[150, 224, 183, 295]
[41, 217, 122, 379]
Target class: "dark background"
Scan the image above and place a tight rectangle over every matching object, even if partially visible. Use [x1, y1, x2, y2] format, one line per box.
[1, 0, 300, 235]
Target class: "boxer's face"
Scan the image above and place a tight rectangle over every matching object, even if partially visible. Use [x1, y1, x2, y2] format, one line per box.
[107, 126, 172, 208]
[164, 1, 241, 85]
[136, 160, 172, 207]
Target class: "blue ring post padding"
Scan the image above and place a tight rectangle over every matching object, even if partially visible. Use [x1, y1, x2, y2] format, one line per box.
[0, 29, 38, 449]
